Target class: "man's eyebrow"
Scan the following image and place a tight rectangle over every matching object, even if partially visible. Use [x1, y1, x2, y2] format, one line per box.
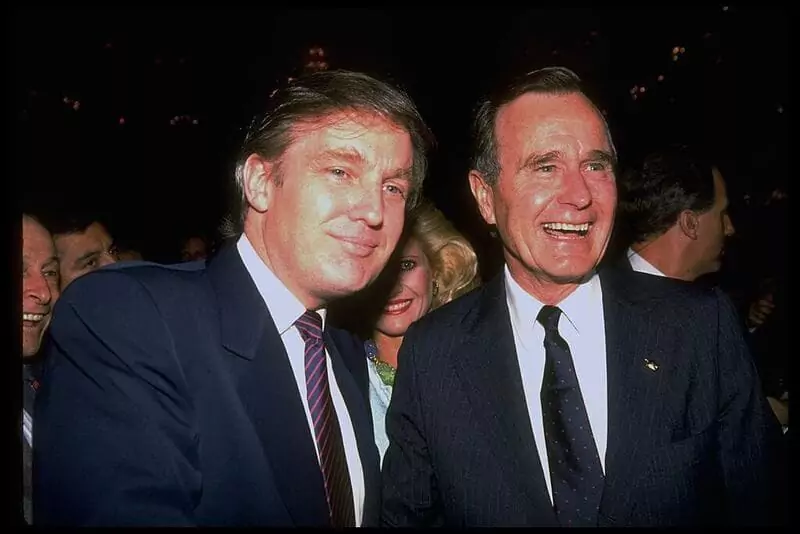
[585, 149, 617, 165]
[519, 151, 563, 172]
[75, 250, 101, 265]
[311, 147, 367, 167]
[384, 167, 413, 181]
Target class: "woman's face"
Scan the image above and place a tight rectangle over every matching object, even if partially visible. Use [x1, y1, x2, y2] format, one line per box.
[373, 237, 434, 338]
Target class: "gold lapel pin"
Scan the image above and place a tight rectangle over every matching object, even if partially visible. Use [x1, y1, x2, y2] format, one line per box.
[644, 358, 660, 372]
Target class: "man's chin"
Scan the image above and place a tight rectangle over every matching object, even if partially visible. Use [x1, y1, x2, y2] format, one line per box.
[22, 342, 40, 359]
[318, 273, 374, 300]
[544, 261, 599, 284]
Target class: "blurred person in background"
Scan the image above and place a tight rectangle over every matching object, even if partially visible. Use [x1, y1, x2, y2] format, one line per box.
[41, 213, 118, 289]
[180, 235, 210, 262]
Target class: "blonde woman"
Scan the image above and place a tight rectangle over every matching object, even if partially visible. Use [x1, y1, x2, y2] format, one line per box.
[336, 200, 480, 463]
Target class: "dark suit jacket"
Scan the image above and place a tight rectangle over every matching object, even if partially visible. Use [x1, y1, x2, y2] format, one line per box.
[618, 251, 788, 397]
[380, 267, 783, 527]
[33, 244, 380, 526]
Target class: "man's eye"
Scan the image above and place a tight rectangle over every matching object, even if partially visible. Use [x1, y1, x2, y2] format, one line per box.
[384, 184, 407, 198]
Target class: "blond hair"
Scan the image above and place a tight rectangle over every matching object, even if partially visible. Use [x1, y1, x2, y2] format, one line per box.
[408, 200, 481, 309]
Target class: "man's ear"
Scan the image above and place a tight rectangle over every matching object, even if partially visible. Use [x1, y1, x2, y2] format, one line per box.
[242, 154, 277, 213]
[678, 209, 699, 240]
[468, 170, 496, 225]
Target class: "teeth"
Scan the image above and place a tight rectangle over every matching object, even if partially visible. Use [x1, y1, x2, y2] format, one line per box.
[23, 313, 44, 322]
[542, 222, 590, 232]
[385, 301, 411, 313]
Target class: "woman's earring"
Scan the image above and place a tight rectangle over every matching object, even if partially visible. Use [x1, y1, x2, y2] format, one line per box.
[432, 280, 439, 298]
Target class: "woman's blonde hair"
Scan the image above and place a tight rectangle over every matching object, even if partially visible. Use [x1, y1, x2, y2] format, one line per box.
[408, 200, 481, 309]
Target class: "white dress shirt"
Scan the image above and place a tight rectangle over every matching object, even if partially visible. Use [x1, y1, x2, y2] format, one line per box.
[237, 234, 365, 525]
[505, 265, 608, 504]
[22, 409, 33, 448]
[627, 247, 666, 277]
[365, 358, 392, 466]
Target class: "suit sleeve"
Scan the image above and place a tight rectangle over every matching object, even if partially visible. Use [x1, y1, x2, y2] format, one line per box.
[714, 288, 786, 525]
[33, 271, 201, 526]
[380, 322, 444, 526]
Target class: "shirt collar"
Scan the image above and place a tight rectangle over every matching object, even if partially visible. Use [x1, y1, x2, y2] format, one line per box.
[627, 247, 666, 277]
[236, 233, 326, 334]
[504, 264, 601, 335]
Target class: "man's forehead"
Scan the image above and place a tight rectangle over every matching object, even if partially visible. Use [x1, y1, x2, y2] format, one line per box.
[56, 227, 111, 257]
[497, 94, 610, 142]
[23, 240, 58, 263]
[287, 114, 413, 175]
[23, 216, 50, 237]
[299, 111, 411, 151]
[57, 222, 110, 242]
[499, 91, 594, 118]
[23, 223, 56, 253]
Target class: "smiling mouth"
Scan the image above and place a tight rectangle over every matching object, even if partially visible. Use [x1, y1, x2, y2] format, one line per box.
[542, 222, 592, 239]
[334, 235, 378, 257]
[22, 313, 47, 327]
[383, 299, 412, 315]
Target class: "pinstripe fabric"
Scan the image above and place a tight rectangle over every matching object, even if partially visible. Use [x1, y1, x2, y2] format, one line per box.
[380, 269, 782, 526]
[296, 310, 355, 527]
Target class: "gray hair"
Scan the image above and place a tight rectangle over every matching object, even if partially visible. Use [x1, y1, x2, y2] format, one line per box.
[471, 66, 615, 187]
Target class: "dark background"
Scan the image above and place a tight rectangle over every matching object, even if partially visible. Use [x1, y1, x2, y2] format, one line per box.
[12, 7, 788, 280]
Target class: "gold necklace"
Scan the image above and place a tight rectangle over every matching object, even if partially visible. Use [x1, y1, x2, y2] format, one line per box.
[364, 339, 396, 387]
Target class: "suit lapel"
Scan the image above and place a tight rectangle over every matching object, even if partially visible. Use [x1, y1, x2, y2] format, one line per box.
[206, 244, 330, 526]
[452, 274, 556, 522]
[326, 327, 370, 407]
[598, 268, 673, 526]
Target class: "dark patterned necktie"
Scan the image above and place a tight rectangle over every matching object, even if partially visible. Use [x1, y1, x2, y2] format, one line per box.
[538, 305, 604, 527]
[295, 310, 356, 527]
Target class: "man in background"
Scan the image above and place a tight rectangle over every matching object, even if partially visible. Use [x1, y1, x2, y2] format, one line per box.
[180, 235, 209, 262]
[21, 213, 60, 524]
[616, 144, 735, 281]
[42, 214, 118, 288]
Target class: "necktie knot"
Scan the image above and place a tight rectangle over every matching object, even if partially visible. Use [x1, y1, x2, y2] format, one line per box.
[537, 305, 562, 333]
[296, 310, 323, 343]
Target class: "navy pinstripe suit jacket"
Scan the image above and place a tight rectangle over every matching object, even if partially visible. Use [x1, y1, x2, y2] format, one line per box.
[381, 267, 783, 527]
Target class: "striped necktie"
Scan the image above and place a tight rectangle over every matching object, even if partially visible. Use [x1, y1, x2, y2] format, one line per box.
[295, 310, 356, 527]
